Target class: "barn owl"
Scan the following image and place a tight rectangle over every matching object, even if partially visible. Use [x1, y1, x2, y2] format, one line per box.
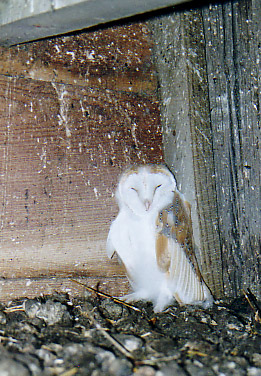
[107, 164, 213, 312]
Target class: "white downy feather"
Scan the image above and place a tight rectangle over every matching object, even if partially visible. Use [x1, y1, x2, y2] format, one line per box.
[106, 165, 213, 312]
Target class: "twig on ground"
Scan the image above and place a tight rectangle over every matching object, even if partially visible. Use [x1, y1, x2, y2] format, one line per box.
[70, 279, 141, 312]
[79, 305, 134, 361]
[4, 304, 24, 313]
[243, 288, 261, 324]
[59, 368, 79, 376]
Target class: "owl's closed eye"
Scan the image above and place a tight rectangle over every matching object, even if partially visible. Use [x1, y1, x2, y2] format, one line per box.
[107, 164, 213, 312]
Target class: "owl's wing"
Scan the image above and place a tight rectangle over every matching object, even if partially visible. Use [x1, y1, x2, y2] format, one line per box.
[106, 218, 131, 279]
[106, 237, 116, 259]
[155, 191, 212, 305]
[171, 191, 203, 281]
[106, 220, 117, 259]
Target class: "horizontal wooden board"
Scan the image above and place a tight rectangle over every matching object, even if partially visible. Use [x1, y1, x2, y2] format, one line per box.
[150, 0, 260, 299]
[0, 23, 157, 94]
[0, 0, 188, 46]
[0, 276, 130, 303]
[0, 75, 163, 286]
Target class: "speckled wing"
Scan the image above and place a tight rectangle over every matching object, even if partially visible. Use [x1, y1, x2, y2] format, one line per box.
[171, 192, 203, 281]
[155, 191, 212, 305]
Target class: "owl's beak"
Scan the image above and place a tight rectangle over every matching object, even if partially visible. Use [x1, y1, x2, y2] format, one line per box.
[144, 199, 151, 211]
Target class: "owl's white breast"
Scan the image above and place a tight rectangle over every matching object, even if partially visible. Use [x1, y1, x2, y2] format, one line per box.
[108, 207, 167, 299]
[110, 209, 157, 262]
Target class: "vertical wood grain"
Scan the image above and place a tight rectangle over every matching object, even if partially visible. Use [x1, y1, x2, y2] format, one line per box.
[202, 1, 260, 297]
[150, 10, 223, 298]
[150, 0, 260, 298]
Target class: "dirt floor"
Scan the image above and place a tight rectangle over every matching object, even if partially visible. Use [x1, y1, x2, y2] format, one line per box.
[0, 287, 260, 376]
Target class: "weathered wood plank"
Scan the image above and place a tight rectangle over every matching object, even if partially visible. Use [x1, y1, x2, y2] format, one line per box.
[0, 23, 157, 94]
[0, 276, 130, 303]
[0, 0, 189, 46]
[150, 0, 260, 298]
[150, 11, 223, 298]
[182, 9, 225, 299]
[0, 75, 162, 286]
[202, 1, 260, 297]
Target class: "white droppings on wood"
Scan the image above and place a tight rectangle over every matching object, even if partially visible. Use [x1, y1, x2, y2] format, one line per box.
[39, 144, 47, 169]
[130, 123, 139, 149]
[51, 82, 72, 138]
[26, 279, 32, 287]
[78, 142, 82, 153]
[54, 45, 61, 53]
[66, 51, 75, 60]
[85, 50, 95, 60]
[93, 187, 99, 199]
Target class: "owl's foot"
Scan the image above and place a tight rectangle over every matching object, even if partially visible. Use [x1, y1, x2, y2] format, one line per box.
[119, 291, 149, 303]
[153, 291, 174, 313]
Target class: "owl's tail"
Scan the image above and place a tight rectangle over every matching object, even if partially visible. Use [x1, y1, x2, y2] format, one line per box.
[168, 240, 213, 307]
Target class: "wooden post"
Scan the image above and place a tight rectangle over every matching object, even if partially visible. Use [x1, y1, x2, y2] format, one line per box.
[150, 0, 260, 299]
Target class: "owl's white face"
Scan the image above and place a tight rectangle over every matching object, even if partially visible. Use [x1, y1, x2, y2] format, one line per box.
[116, 165, 176, 217]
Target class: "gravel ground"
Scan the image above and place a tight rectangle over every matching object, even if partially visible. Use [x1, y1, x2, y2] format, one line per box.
[0, 288, 260, 376]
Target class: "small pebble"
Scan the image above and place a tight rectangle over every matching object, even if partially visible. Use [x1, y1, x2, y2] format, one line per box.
[24, 299, 69, 325]
[0, 358, 30, 376]
[134, 366, 156, 375]
[0, 295, 259, 376]
[0, 311, 7, 324]
[247, 367, 261, 376]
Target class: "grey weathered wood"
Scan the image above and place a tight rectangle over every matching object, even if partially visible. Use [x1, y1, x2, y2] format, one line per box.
[202, 0, 260, 298]
[150, 0, 260, 299]
[150, 11, 224, 299]
[0, 0, 189, 46]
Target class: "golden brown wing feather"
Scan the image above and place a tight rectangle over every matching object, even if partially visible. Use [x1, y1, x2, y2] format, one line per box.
[155, 211, 171, 273]
[171, 192, 203, 282]
[156, 233, 171, 273]
[155, 191, 210, 304]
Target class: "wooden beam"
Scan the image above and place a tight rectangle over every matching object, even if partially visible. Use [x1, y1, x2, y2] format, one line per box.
[0, 21, 164, 302]
[0, 74, 162, 284]
[150, 0, 260, 299]
[0, 0, 189, 46]
[0, 23, 157, 94]
[150, 11, 224, 299]
[202, 0, 260, 298]
[0, 276, 130, 303]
